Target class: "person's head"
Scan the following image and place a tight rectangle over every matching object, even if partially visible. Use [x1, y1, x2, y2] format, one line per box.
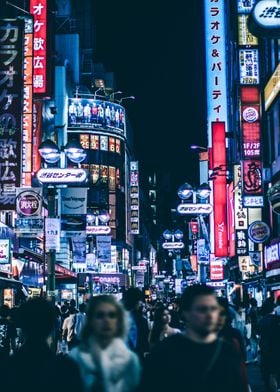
[261, 298, 275, 315]
[249, 298, 257, 307]
[122, 287, 143, 311]
[276, 296, 280, 306]
[19, 298, 56, 341]
[180, 284, 219, 337]
[154, 306, 171, 327]
[216, 297, 231, 333]
[69, 299, 76, 309]
[82, 295, 127, 344]
[0, 304, 10, 318]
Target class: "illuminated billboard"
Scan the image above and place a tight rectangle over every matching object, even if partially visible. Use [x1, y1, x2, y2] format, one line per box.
[239, 49, 259, 85]
[30, 0, 47, 93]
[68, 98, 125, 134]
[240, 87, 263, 207]
[237, 0, 256, 13]
[0, 18, 24, 209]
[204, 0, 228, 144]
[238, 15, 258, 46]
[212, 122, 228, 257]
[130, 161, 139, 234]
[22, 17, 33, 186]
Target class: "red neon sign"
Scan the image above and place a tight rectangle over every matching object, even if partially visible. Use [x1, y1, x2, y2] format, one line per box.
[227, 182, 235, 258]
[30, 0, 47, 93]
[212, 122, 228, 257]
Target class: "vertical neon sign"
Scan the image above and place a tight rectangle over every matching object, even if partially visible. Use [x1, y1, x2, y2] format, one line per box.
[212, 122, 228, 257]
[30, 0, 47, 93]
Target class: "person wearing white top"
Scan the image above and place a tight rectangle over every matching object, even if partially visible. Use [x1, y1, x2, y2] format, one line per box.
[70, 295, 141, 392]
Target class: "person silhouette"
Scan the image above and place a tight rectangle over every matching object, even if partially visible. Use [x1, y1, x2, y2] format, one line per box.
[1, 298, 83, 392]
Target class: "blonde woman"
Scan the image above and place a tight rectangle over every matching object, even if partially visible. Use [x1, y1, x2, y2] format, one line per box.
[70, 295, 141, 392]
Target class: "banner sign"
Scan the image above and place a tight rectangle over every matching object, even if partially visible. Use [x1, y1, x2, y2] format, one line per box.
[0, 239, 10, 264]
[61, 188, 87, 215]
[72, 233, 86, 264]
[96, 236, 111, 263]
[45, 218, 60, 251]
[0, 18, 24, 209]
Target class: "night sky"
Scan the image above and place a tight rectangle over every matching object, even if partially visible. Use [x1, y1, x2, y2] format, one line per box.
[93, 0, 206, 193]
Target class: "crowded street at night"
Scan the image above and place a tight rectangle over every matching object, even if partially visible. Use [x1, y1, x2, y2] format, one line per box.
[1, 0, 280, 391]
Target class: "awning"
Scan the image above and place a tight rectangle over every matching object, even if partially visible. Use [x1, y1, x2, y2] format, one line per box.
[55, 264, 77, 279]
[0, 276, 24, 289]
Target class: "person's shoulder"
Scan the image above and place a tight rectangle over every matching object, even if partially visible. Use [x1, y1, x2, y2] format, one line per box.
[219, 337, 241, 360]
[152, 332, 185, 354]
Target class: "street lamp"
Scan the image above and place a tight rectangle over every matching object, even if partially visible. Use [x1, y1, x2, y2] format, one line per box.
[190, 145, 208, 151]
[118, 96, 135, 104]
[94, 88, 104, 99]
[109, 91, 123, 101]
[177, 182, 212, 283]
[39, 139, 87, 166]
[162, 229, 184, 277]
[38, 139, 86, 301]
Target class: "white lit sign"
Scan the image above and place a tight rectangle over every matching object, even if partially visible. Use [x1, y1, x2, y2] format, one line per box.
[37, 168, 87, 183]
[239, 49, 259, 85]
[252, 1, 280, 28]
[238, 0, 256, 13]
[205, 0, 228, 145]
[162, 242, 185, 250]
[177, 203, 213, 215]
[86, 226, 111, 235]
[243, 196, 264, 207]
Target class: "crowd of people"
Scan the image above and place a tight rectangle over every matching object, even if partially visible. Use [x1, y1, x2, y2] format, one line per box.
[0, 285, 280, 391]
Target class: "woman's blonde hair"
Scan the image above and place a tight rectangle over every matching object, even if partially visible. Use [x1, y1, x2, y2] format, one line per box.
[81, 295, 128, 342]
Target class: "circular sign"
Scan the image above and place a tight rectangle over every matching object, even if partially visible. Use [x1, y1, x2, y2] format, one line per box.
[16, 191, 42, 217]
[242, 107, 258, 123]
[248, 221, 270, 243]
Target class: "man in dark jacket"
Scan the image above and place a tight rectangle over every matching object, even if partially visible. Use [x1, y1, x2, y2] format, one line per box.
[141, 284, 249, 392]
[1, 298, 83, 392]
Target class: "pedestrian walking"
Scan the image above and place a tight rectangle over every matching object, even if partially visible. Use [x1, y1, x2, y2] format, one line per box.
[70, 295, 141, 392]
[122, 287, 150, 362]
[258, 299, 280, 392]
[62, 307, 79, 350]
[216, 297, 247, 361]
[141, 284, 250, 392]
[148, 305, 181, 350]
[0, 298, 83, 392]
[0, 305, 17, 360]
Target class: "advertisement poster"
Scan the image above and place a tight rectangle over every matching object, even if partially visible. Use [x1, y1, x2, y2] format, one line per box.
[68, 98, 125, 134]
[45, 218, 60, 251]
[0, 239, 10, 264]
[96, 236, 111, 263]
